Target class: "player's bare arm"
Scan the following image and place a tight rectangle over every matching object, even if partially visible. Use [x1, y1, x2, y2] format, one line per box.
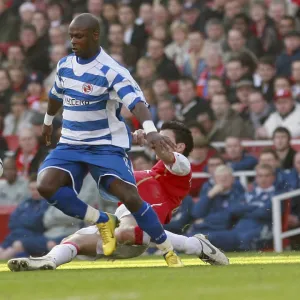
[43, 97, 62, 146]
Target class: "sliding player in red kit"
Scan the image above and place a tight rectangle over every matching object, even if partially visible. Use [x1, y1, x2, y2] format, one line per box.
[8, 122, 228, 272]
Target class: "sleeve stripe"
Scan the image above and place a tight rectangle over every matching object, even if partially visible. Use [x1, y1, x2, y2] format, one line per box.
[117, 85, 136, 99]
[128, 97, 144, 111]
[111, 74, 125, 88]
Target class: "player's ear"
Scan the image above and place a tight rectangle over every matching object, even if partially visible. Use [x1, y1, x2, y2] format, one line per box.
[93, 30, 100, 41]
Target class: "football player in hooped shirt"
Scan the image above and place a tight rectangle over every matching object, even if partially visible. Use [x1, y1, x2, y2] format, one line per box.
[8, 122, 229, 271]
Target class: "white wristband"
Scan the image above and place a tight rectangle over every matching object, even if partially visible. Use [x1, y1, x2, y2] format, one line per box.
[142, 120, 157, 135]
[44, 113, 55, 126]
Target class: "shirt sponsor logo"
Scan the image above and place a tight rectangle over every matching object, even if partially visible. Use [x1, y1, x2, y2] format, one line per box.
[64, 96, 90, 106]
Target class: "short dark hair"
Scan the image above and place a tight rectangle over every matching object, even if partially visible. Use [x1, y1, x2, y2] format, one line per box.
[232, 13, 250, 25]
[260, 148, 279, 161]
[273, 127, 291, 140]
[274, 75, 292, 87]
[21, 24, 37, 35]
[161, 121, 194, 157]
[186, 121, 206, 136]
[258, 56, 276, 67]
[179, 76, 196, 88]
[281, 15, 296, 26]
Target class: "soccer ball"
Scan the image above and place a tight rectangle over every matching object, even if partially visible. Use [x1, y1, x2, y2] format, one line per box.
[0, 158, 3, 177]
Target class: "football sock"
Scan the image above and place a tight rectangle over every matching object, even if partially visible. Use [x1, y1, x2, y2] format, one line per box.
[47, 187, 109, 223]
[46, 243, 78, 267]
[131, 201, 173, 253]
[164, 231, 203, 256]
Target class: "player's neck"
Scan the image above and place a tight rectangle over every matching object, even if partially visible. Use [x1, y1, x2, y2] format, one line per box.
[76, 49, 101, 65]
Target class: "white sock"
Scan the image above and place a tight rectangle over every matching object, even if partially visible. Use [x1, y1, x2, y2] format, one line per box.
[156, 237, 173, 254]
[45, 244, 78, 267]
[84, 206, 100, 223]
[165, 230, 203, 256]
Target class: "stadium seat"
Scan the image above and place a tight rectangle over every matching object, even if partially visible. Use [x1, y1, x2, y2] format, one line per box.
[0, 206, 16, 243]
[5, 135, 19, 152]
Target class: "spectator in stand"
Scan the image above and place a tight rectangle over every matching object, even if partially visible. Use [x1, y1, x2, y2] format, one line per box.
[291, 60, 300, 102]
[258, 148, 290, 192]
[248, 90, 273, 130]
[272, 127, 296, 170]
[152, 77, 171, 103]
[256, 56, 276, 103]
[188, 136, 216, 197]
[118, 4, 148, 55]
[196, 47, 224, 99]
[107, 23, 138, 71]
[0, 175, 48, 260]
[135, 57, 156, 90]
[188, 165, 245, 236]
[278, 15, 296, 39]
[0, 129, 8, 160]
[224, 0, 242, 32]
[187, 121, 206, 140]
[151, 24, 169, 44]
[176, 76, 212, 122]
[209, 93, 253, 141]
[19, 24, 49, 74]
[3, 45, 25, 69]
[46, 1, 64, 28]
[203, 18, 225, 57]
[225, 56, 247, 103]
[285, 152, 300, 232]
[156, 98, 177, 129]
[232, 76, 255, 120]
[183, 30, 206, 80]
[0, 0, 20, 43]
[224, 136, 258, 171]
[167, 0, 183, 22]
[276, 30, 300, 77]
[206, 76, 226, 101]
[8, 67, 27, 93]
[164, 195, 194, 234]
[274, 76, 292, 92]
[19, 2, 36, 25]
[26, 72, 47, 111]
[0, 157, 30, 205]
[44, 45, 68, 92]
[256, 89, 300, 138]
[231, 13, 264, 58]
[31, 11, 50, 47]
[3, 93, 33, 136]
[182, 2, 206, 33]
[102, 1, 118, 25]
[147, 38, 180, 81]
[137, 3, 153, 34]
[223, 29, 257, 74]
[0, 69, 13, 117]
[152, 4, 169, 28]
[249, 0, 279, 56]
[165, 21, 189, 71]
[49, 26, 69, 48]
[205, 164, 278, 251]
[14, 128, 48, 178]
[132, 153, 153, 171]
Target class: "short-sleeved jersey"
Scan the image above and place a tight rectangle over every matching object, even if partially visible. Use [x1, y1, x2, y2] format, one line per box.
[135, 152, 192, 222]
[49, 48, 148, 149]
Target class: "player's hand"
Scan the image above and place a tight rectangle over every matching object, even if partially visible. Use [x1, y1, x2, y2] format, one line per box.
[132, 129, 147, 146]
[146, 132, 176, 152]
[42, 124, 53, 147]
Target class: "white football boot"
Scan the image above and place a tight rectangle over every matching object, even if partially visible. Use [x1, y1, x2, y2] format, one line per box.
[7, 257, 56, 272]
[194, 234, 230, 266]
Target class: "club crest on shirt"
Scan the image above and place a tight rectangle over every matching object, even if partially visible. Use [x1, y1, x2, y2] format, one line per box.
[82, 83, 93, 94]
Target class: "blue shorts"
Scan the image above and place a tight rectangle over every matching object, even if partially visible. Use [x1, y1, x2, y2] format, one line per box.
[39, 144, 136, 200]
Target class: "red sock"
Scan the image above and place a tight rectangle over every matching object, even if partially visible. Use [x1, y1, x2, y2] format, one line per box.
[134, 226, 143, 245]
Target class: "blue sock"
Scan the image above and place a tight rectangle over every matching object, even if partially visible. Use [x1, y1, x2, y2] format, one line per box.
[48, 187, 109, 223]
[132, 201, 167, 244]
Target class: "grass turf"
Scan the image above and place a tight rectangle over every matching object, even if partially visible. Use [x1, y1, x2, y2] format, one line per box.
[0, 253, 300, 300]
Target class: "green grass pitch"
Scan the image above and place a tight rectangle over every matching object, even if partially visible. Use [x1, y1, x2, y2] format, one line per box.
[0, 253, 300, 300]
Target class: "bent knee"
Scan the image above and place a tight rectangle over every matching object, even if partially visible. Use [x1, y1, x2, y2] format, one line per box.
[121, 193, 143, 212]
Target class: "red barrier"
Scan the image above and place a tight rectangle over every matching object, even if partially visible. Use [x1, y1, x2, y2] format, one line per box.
[0, 206, 16, 243]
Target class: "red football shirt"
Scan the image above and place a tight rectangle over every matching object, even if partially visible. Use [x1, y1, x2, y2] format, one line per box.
[134, 152, 192, 223]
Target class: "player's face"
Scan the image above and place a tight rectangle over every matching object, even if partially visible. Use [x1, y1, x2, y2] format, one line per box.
[69, 25, 98, 58]
[160, 129, 184, 154]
